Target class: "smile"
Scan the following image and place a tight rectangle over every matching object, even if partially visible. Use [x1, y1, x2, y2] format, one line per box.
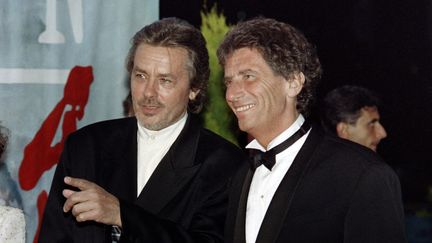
[234, 104, 256, 112]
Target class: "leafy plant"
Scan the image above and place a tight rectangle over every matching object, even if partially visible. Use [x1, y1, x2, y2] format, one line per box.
[200, 5, 239, 145]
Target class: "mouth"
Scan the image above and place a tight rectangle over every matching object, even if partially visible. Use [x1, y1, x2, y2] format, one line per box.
[233, 103, 256, 113]
[139, 104, 162, 116]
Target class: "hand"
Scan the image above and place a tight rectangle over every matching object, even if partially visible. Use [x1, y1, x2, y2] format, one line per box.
[62, 176, 122, 227]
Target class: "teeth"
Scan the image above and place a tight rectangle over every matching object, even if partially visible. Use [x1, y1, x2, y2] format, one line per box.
[235, 104, 255, 112]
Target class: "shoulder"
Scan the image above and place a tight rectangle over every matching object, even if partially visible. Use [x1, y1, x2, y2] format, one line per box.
[195, 127, 247, 175]
[310, 127, 397, 178]
[200, 128, 242, 152]
[67, 117, 136, 142]
[0, 206, 25, 240]
[74, 117, 136, 136]
[0, 205, 24, 218]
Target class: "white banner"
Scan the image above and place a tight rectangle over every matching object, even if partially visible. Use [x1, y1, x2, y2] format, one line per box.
[0, 0, 158, 241]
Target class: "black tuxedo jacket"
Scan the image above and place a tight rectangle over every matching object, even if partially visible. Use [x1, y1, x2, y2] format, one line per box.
[39, 115, 245, 243]
[225, 125, 407, 243]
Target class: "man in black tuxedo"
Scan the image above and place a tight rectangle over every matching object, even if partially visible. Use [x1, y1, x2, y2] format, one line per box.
[39, 18, 244, 242]
[217, 17, 407, 243]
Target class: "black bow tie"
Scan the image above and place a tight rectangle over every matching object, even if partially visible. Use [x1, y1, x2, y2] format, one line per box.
[249, 120, 311, 171]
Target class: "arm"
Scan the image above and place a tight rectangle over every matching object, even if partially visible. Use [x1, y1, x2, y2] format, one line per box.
[344, 164, 407, 243]
[61, 171, 230, 243]
[38, 144, 74, 242]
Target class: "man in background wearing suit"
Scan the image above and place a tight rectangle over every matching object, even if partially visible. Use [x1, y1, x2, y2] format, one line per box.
[39, 17, 244, 242]
[217, 17, 407, 243]
[321, 85, 387, 152]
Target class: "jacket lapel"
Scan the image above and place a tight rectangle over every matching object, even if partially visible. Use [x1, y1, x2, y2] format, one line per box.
[255, 125, 322, 243]
[232, 167, 254, 243]
[135, 115, 202, 214]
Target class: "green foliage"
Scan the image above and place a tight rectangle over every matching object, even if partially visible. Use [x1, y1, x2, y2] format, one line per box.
[200, 5, 239, 145]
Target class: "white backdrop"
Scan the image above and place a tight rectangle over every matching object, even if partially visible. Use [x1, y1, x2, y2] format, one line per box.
[0, 0, 158, 241]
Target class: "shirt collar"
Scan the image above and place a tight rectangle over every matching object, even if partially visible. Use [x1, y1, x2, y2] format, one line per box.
[246, 114, 305, 152]
[137, 113, 188, 141]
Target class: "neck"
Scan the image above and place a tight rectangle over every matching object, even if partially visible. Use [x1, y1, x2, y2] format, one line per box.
[253, 111, 300, 148]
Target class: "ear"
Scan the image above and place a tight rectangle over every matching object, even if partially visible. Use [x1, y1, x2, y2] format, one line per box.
[336, 122, 349, 139]
[287, 72, 305, 98]
[189, 89, 199, 101]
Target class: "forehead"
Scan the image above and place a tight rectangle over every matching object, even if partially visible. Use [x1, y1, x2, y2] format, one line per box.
[134, 44, 189, 70]
[224, 48, 269, 74]
[358, 106, 380, 122]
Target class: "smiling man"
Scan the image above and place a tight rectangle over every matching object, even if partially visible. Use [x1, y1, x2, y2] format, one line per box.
[39, 18, 244, 243]
[321, 85, 387, 152]
[217, 17, 406, 243]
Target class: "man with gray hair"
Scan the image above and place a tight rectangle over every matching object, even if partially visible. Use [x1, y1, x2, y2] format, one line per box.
[40, 18, 244, 243]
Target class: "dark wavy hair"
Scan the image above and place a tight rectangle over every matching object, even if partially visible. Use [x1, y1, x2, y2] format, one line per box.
[126, 17, 210, 113]
[321, 85, 382, 135]
[217, 17, 322, 116]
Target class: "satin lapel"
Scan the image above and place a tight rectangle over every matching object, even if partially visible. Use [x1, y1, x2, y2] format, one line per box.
[255, 126, 323, 243]
[135, 115, 201, 214]
[100, 118, 138, 202]
[232, 167, 254, 243]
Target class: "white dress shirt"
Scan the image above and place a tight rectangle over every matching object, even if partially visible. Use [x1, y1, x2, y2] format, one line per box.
[245, 115, 311, 243]
[136, 113, 187, 196]
[0, 205, 25, 243]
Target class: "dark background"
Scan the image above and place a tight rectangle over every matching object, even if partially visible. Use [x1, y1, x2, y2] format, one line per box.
[160, 0, 432, 206]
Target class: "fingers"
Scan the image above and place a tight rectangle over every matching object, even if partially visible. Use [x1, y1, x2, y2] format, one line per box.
[63, 189, 75, 198]
[64, 176, 96, 191]
[63, 189, 84, 213]
[61, 177, 122, 226]
[62, 186, 99, 213]
[74, 209, 99, 222]
[71, 201, 97, 221]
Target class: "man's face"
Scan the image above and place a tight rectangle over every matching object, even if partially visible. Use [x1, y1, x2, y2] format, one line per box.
[342, 107, 387, 151]
[223, 48, 297, 142]
[131, 44, 197, 130]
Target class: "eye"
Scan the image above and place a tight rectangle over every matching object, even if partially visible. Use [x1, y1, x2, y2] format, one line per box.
[135, 73, 146, 79]
[243, 74, 255, 81]
[159, 78, 175, 88]
[160, 78, 172, 83]
[224, 79, 232, 87]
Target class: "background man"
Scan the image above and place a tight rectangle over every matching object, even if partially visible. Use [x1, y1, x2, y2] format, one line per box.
[39, 17, 244, 242]
[217, 17, 406, 243]
[321, 85, 387, 152]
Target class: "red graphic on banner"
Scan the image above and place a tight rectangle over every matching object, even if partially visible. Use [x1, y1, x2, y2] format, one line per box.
[19, 66, 93, 190]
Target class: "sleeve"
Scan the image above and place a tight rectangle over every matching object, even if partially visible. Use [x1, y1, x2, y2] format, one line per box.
[38, 141, 75, 243]
[343, 163, 407, 243]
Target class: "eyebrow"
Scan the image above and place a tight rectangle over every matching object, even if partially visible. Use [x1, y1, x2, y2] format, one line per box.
[368, 118, 380, 125]
[132, 66, 174, 78]
[224, 68, 257, 80]
[239, 69, 257, 75]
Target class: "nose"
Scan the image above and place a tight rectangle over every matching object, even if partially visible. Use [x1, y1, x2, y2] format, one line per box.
[143, 79, 158, 98]
[226, 81, 244, 103]
[376, 123, 387, 140]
